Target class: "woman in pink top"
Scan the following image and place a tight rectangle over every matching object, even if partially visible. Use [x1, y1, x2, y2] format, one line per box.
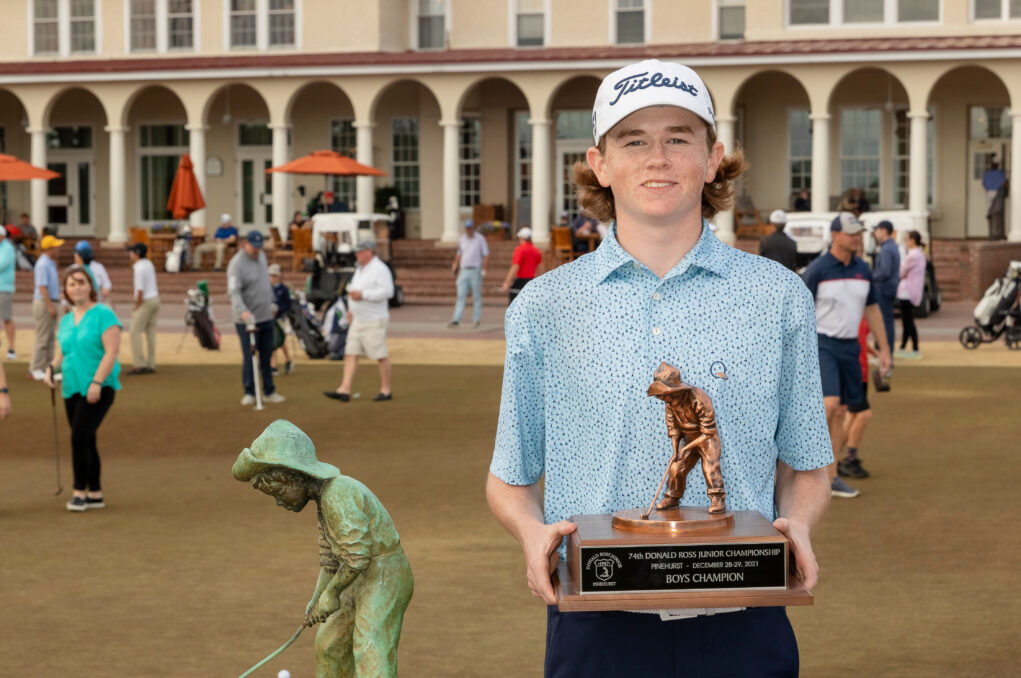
[896, 230, 927, 358]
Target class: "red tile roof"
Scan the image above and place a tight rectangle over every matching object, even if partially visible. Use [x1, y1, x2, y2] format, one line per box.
[2, 35, 1021, 76]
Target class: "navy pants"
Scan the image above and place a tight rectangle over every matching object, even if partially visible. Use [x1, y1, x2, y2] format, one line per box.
[235, 321, 276, 396]
[877, 292, 896, 356]
[545, 606, 798, 678]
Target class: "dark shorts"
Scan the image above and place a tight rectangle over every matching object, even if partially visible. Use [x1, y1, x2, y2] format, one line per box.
[847, 381, 870, 413]
[818, 333, 865, 406]
[545, 606, 798, 678]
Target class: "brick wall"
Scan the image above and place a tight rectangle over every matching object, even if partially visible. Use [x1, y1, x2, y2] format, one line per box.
[931, 239, 1021, 302]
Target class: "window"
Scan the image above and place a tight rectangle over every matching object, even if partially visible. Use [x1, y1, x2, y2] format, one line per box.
[230, 0, 257, 47]
[718, 1, 745, 39]
[460, 117, 481, 208]
[970, 107, 1012, 139]
[130, 0, 156, 50]
[973, 0, 1021, 19]
[329, 119, 357, 208]
[840, 108, 881, 206]
[892, 109, 935, 207]
[32, 0, 98, 55]
[47, 126, 93, 149]
[789, 0, 829, 24]
[515, 112, 531, 200]
[515, 0, 545, 46]
[615, 0, 645, 44]
[789, 0, 939, 25]
[788, 109, 812, 197]
[417, 0, 445, 49]
[130, 0, 194, 52]
[238, 123, 272, 146]
[268, 0, 295, 46]
[139, 124, 189, 222]
[392, 118, 420, 208]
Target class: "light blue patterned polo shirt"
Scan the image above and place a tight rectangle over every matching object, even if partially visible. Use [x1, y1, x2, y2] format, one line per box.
[491, 222, 832, 541]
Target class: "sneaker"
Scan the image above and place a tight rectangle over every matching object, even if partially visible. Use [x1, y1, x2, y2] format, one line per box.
[264, 392, 286, 403]
[324, 391, 351, 402]
[30, 369, 46, 381]
[447, 321, 460, 328]
[897, 350, 922, 360]
[85, 496, 105, 510]
[6, 349, 15, 360]
[284, 361, 294, 374]
[831, 477, 860, 498]
[66, 496, 87, 512]
[272, 367, 280, 375]
[372, 392, 392, 402]
[240, 394, 256, 406]
[473, 321, 481, 327]
[838, 458, 870, 479]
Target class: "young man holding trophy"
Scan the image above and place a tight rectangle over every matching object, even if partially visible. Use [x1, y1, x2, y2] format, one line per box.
[487, 60, 832, 676]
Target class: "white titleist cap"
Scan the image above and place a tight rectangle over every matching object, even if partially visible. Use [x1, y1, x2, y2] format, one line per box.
[769, 209, 787, 226]
[517, 227, 532, 240]
[592, 59, 715, 144]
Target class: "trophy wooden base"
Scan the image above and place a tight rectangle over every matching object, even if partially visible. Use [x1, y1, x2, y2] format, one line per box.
[555, 510, 813, 612]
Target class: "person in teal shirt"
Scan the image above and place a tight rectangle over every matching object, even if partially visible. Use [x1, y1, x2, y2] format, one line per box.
[43, 265, 122, 512]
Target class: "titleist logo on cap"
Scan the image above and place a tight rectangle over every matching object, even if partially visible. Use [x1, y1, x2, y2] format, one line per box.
[609, 71, 699, 107]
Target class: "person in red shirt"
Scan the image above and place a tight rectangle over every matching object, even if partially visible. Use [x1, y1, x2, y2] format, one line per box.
[500, 227, 543, 304]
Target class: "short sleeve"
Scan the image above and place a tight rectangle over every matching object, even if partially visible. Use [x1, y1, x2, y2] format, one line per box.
[864, 268, 877, 306]
[801, 260, 821, 298]
[94, 304, 123, 335]
[775, 281, 833, 471]
[512, 246, 523, 266]
[490, 290, 546, 486]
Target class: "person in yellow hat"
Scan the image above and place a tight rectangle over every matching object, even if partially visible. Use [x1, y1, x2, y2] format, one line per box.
[29, 234, 65, 379]
[233, 420, 413, 677]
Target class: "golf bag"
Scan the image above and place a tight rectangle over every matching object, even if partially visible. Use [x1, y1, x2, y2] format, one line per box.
[322, 296, 350, 360]
[286, 293, 328, 359]
[973, 261, 1021, 334]
[184, 285, 220, 350]
[164, 228, 191, 273]
[960, 261, 1021, 349]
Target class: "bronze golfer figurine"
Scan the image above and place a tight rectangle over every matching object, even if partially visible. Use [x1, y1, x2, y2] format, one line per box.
[645, 361, 726, 516]
[233, 420, 413, 678]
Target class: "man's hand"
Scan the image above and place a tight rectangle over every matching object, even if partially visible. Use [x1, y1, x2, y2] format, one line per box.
[500, 281, 510, 293]
[240, 310, 254, 325]
[773, 517, 819, 590]
[878, 348, 892, 377]
[46, 304, 56, 319]
[521, 520, 577, 604]
[305, 590, 339, 626]
[451, 263, 458, 275]
[348, 290, 363, 301]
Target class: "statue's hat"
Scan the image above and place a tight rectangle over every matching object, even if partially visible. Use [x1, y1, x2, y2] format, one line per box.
[232, 420, 340, 482]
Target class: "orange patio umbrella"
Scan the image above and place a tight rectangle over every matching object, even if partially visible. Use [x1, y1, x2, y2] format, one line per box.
[266, 150, 387, 179]
[166, 154, 206, 220]
[0, 153, 60, 181]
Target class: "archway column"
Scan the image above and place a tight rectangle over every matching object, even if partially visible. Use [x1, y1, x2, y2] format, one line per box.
[269, 123, 290, 234]
[440, 120, 460, 243]
[714, 115, 736, 244]
[810, 114, 831, 213]
[28, 128, 47, 233]
[530, 118, 552, 246]
[1010, 113, 1021, 242]
[353, 121, 376, 214]
[186, 124, 208, 229]
[105, 126, 128, 243]
[907, 111, 930, 241]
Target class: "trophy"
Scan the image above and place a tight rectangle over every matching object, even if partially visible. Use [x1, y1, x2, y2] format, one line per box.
[555, 362, 813, 611]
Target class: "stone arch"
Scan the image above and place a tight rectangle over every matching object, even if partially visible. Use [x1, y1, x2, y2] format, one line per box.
[42, 86, 110, 128]
[121, 84, 188, 129]
[368, 78, 444, 124]
[201, 82, 272, 128]
[0, 88, 33, 222]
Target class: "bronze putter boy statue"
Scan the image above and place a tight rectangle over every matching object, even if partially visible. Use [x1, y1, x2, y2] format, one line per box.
[232, 420, 413, 678]
[645, 361, 726, 516]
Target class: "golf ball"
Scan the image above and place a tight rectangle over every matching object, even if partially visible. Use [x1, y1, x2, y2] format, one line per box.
[278, 671, 291, 678]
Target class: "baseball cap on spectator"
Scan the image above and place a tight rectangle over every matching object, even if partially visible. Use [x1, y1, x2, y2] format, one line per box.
[74, 240, 93, 256]
[354, 239, 376, 252]
[592, 59, 716, 144]
[325, 191, 334, 200]
[768, 209, 787, 226]
[830, 212, 865, 235]
[873, 220, 894, 233]
[517, 227, 533, 240]
[127, 242, 148, 257]
[220, 213, 232, 224]
[268, 263, 282, 275]
[246, 231, 264, 247]
[463, 219, 475, 229]
[41, 234, 65, 250]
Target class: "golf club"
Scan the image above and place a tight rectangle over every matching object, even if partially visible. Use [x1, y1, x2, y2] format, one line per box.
[247, 321, 264, 411]
[49, 385, 63, 495]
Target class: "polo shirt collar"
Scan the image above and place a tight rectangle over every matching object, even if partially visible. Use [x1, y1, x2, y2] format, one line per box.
[592, 220, 732, 283]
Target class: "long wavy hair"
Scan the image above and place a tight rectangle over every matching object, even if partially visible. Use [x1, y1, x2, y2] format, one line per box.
[573, 121, 747, 223]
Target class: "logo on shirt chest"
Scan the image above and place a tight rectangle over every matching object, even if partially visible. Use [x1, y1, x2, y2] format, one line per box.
[709, 360, 727, 380]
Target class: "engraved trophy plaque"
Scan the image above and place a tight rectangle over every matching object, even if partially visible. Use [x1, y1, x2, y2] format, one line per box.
[555, 362, 813, 611]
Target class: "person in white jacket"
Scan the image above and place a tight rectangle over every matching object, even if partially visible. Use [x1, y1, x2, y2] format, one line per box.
[324, 240, 394, 402]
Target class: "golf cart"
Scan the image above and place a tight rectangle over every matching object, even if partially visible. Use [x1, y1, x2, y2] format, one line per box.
[304, 212, 404, 310]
